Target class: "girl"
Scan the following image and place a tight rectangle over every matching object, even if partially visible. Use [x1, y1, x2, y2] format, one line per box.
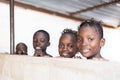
[58, 28, 80, 58]
[77, 18, 107, 60]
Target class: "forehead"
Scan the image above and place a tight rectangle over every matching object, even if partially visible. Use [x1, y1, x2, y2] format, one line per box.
[17, 44, 26, 48]
[34, 32, 47, 38]
[60, 34, 75, 42]
[78, 26, 99, 36]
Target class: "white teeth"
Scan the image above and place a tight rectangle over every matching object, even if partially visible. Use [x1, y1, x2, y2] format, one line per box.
[36, 47, 41, 50]
[63, 52, 68, 56]
[82, 49, 89, 53]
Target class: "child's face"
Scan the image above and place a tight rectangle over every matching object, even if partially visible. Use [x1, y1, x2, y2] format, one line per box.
[77, 26, 105, 58]
[33, 32, 50, 51]
[58, 34, 77, 58]
[16, 44, 27, 55]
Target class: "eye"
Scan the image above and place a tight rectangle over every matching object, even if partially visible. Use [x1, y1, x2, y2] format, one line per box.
[69, 44, 74, 48]
[77, 37, 82, 42]
[40, 39, 45, 42]
[59, 44, 64, 48]
[40, 40, 45, 42]
[88, 37, 94, 41]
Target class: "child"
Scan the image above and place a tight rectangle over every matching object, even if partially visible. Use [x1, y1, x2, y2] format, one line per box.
[58, 28, 80, 58]
[15, 42, 28, 55]
[77, 18, 107, 60]
[33, 30, 52, 57]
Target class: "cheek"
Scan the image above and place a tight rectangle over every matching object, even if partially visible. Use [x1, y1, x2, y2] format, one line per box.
[69, 48, 76, 53]
[40, 43, 47, 47]
[43, 42, 49, 46]
[91, 42, 101, 51]
[91, 44, 99, 50]
[58, 48, 63, 52]
[68, 49, 73, 52]
[33, 42, 37, 45]
[91, 39, 100, 46]
[33, 43, 36, 48]
[77, 43, 81, 48]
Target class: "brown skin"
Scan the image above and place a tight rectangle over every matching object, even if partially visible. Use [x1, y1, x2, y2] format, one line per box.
[16, 43, 27, 55]
[77, 26, 105, 60]
[33, 32, 52, 57]
[58, 34, 77, 58]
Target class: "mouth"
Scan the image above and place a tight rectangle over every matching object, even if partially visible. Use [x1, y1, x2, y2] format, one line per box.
[61, 51, 70, 57]
[80, 48, 90, 53]
[62, 52, 68, 56]
[18, 50, 25, 54]
[36, 46, 41, 50]
[82, 49, 90, 53]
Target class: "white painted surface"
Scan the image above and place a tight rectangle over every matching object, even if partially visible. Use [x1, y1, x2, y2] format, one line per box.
[0, 53, 120, 80]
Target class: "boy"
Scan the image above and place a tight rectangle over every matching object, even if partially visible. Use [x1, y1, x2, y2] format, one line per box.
[15, 42, 28, 55]
[33, 30, 52, 57]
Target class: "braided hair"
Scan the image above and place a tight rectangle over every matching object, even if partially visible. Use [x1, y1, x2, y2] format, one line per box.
[61, 28, 77, 41]
[78, 18, 103, 39]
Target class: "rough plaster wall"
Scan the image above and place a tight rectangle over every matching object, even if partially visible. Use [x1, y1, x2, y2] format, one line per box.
[0, 53, 120, 80]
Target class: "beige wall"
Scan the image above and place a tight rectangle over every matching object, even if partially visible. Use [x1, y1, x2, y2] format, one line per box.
[0, 53, 120, 80]
[0, 2, 120, 62]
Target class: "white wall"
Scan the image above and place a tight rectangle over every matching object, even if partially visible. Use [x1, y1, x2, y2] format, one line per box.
[102, 28, 120, 62]
[0, 3, 10, 53]
[0, 2, 120, 62]
[1, 54, 120, 80]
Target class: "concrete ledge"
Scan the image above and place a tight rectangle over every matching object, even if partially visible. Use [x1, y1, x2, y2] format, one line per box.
[0, 53, 120, 80]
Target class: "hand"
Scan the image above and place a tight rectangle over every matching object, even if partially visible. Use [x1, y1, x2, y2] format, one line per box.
[34, 49, 44, 56]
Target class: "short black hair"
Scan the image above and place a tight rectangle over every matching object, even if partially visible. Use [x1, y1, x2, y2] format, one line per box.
[78, 18, 103, 39]
[34, 30, 50, 42]
[16, 42, 27, 50]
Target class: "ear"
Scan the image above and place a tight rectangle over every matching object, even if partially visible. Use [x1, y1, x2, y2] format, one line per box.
[100, 38, 105, 47]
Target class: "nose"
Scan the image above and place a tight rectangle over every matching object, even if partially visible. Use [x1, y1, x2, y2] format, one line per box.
[63, 46, 68, 51]
[81, 39, 88, 46]
[36, 40, 40, 46]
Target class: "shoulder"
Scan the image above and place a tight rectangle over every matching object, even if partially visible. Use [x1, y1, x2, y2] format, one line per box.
[45, 53, 53, 57]
[92, 57, 109, 61]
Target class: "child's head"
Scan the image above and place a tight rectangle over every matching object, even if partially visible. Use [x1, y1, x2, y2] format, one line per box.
[33, 30, 50, 52]
[58, 28, 77, 58]
[77, 18, 105, 59]
[16, 42, 28, 55]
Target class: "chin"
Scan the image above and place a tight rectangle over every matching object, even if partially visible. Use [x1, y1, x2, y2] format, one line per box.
[62, 55, 70, 58]
[82, 54, 90, 58]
